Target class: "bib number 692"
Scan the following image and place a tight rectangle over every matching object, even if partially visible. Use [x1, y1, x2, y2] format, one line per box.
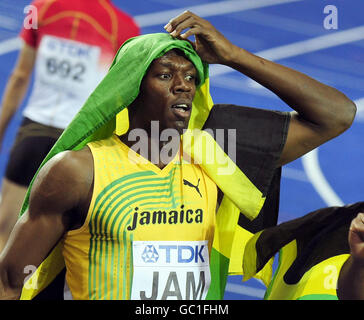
[46, 57, 86, 82]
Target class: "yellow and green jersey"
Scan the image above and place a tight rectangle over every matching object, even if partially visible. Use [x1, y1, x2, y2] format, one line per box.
[62, 134, 217, 300]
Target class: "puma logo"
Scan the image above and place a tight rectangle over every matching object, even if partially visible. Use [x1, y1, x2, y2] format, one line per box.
[183, 178, 202, 198]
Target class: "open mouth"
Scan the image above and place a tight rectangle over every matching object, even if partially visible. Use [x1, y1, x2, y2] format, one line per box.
[171, 104, 191, 117]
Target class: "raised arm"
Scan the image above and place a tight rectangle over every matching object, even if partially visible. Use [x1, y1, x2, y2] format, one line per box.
[165, 11, 356, 166]
[0, 43, 36, 150]
[337, 213, 364, 300]
[0, 147, 93, 299]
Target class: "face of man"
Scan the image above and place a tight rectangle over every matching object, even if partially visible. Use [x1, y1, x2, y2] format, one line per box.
[134, 50, 197, 135]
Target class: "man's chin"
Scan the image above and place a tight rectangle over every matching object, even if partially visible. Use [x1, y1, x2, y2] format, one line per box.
[174, 121, 189, 135]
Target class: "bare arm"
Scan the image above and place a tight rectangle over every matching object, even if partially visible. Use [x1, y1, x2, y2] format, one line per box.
[165, 11, 356, 166]
[337, 213, 364, 300]
[0, 43, 36, 149]
[0, 147, 93, 299]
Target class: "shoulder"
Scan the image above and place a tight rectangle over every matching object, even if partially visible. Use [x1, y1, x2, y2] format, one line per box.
[29, 147, 93, 216]
[30, 0, 56, 18]
[35, 147, 93, 184]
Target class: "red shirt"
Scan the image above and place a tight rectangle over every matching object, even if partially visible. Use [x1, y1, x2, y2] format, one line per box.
[20, 0, 140, 66]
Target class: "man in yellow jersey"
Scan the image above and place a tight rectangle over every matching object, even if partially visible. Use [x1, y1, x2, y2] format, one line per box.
[0, 11, 356, 300]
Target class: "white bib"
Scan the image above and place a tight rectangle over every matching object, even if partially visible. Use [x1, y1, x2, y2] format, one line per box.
[131, 240, 211, 300]
[36, 35, 101, 92]
[24, 35, 105, 128]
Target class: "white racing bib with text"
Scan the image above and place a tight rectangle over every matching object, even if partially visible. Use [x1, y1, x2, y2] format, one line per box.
[131, 240, 211, 300]
[23, 35, 104, 129]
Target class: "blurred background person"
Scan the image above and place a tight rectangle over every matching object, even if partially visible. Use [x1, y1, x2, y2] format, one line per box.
[0, 0, 140, 252]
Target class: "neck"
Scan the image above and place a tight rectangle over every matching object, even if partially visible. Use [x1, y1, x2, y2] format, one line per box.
[119, 133, 181, 169]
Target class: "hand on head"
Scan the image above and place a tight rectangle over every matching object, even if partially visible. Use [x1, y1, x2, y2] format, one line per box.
[348, 212, 364, 263]
[164, 11, 237, 65]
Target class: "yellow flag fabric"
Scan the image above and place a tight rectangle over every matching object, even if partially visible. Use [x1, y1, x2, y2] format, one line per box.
[243, 202, 364, 300]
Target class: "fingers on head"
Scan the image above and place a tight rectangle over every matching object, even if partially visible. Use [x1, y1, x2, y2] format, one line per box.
[165, 11, 200, 38]
[359, 212, 364, 222]
[350, 212, 364, 232]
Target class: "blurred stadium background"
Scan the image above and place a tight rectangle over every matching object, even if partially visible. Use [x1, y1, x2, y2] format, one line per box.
[0, 0, 362, 300]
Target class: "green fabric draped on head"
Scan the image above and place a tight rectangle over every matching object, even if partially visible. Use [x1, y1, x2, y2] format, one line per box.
[20, 33, 212, 215]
